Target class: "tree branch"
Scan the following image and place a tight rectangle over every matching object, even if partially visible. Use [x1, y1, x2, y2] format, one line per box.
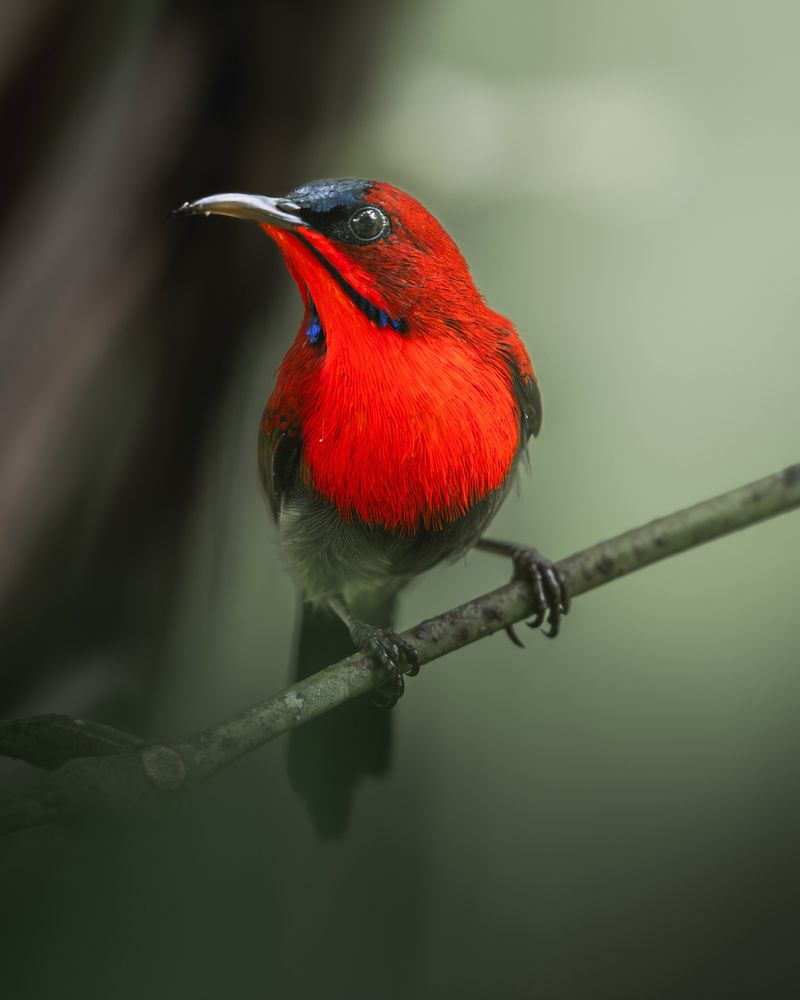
[1, 463, 798, 835]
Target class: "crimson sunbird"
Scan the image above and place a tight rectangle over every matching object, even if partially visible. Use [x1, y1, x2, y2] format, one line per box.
[177, 179, 569, 835]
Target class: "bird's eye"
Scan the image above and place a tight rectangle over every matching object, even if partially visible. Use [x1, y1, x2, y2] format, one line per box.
[348, 206, 389, 243]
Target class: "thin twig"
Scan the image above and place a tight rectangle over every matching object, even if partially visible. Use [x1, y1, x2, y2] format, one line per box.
[1, 463, 798, 835]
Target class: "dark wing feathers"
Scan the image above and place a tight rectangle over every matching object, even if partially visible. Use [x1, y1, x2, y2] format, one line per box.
[258, 424, 302, 521]
[508, 363, 542, 443]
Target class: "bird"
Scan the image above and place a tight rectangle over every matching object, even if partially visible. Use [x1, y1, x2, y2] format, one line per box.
[177, 178, 569, 836]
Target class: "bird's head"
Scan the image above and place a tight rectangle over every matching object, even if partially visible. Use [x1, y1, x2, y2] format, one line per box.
[176, 178, 488, 341]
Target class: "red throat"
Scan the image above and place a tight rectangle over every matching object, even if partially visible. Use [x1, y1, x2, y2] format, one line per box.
[261, 202, 533, 533]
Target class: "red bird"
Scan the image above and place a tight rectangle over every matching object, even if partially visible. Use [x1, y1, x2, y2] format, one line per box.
[178, 179, 569, 833]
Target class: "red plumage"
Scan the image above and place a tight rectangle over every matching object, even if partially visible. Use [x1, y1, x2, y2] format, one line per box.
[261, 183, 538, 532]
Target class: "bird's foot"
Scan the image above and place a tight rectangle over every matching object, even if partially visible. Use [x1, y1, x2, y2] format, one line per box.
[348, 621, 420, 710]
[478, 538, 570, 642]
[511, 546, 570, 639]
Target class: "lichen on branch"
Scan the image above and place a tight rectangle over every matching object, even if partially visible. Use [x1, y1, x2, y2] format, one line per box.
[1, 463, 798, 836]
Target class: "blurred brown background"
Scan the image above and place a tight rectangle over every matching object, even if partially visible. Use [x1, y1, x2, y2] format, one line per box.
[0, 0, 376, 719]
[2, 1, 799, 998]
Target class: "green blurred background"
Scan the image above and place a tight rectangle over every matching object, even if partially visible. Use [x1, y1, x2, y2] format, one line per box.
[2, 1, 799, 997]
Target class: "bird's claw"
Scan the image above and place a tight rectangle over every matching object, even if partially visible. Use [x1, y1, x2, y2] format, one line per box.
[351, 624, 420, 710]
[511, 547, 571, 640]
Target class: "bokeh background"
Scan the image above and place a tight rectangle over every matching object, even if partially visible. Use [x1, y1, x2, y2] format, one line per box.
[2, 1, 799, 997]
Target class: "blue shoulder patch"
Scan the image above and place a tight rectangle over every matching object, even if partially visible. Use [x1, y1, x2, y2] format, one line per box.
[306, 301, 323, 345]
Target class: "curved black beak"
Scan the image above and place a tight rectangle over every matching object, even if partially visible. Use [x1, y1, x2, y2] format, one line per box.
[174, 192, 304, 230]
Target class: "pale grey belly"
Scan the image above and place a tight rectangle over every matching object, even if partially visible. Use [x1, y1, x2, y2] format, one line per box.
[277, 480, 513, 608]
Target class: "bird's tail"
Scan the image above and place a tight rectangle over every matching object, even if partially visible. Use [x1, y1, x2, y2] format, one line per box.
[287, 594, 395, 838]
